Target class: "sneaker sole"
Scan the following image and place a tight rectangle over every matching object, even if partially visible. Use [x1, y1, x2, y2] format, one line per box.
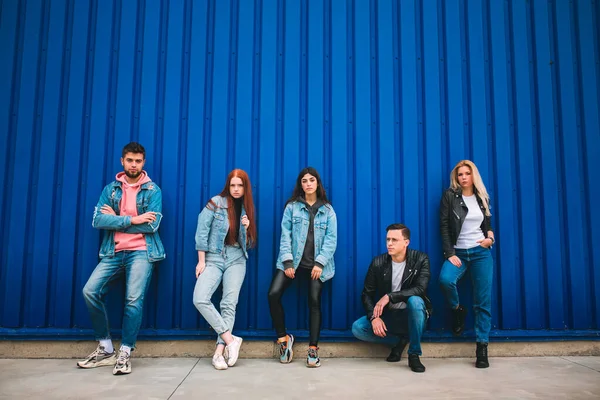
[77, 356, 117, 369]
[112, 367, 132, 375]
[306, 362, 321, 368]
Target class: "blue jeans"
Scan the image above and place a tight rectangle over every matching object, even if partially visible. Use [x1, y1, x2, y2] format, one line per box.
[351, 296, 427, 356]
[82, 250, 154, 349]
[439, 245, 493, 343]
[193, 245, 246, 345]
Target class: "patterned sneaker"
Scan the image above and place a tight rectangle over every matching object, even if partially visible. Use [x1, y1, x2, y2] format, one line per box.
[278, 334, 295, 364]
[212, 354, 228, 370]
[112, 349, 132, 375]
[76, 345, 117, 369]
[306, 347, 321, 368]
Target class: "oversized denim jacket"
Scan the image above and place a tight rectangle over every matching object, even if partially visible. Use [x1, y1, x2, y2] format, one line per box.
[195, 195, 249, 259]
[92, 180, 165, 262]
[276, 201, 337, 282]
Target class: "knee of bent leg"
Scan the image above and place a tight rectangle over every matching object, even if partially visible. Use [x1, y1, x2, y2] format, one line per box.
[82, 283, 97, 303]
[351, 318, 368, 339]
[193, 293, 211, 310]
[438, 273, 455, 290]
[407, 296, 425, 311]
[267, 286, 282, 304]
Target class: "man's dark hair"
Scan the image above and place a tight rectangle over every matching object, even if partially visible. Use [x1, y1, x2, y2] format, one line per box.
[122, 142, 146, 159]
[386, 223, 410, 240]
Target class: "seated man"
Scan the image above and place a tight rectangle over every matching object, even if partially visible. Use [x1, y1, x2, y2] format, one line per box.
[352, 223, 432, 373]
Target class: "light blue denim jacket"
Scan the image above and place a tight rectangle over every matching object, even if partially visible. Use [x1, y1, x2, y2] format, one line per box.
[276, 201, 337, 282]
[92, 180, 165, 262]
[195, 195, 249, 259]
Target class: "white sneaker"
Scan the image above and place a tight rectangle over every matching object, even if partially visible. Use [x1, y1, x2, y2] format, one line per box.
[212, 354, 228, 370]
[225, 336, 243, 367]
[112, 349, 132, 375]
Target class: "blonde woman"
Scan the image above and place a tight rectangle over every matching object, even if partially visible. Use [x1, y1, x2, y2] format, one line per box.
[439, 160, 495, 368]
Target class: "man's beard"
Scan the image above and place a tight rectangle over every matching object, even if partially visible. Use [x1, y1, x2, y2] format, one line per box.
[124, 170, 142, 179]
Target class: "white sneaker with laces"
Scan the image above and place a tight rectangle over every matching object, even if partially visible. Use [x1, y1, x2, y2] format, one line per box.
[212, 354, 228, 370]
[225, 336, 243, 367]
[112, 349, 132, 375]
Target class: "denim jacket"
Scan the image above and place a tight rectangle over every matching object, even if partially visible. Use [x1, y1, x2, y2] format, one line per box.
[276, 201, 337, 282]
[195, 196, 249, 259]
[92, 180, 165, 262]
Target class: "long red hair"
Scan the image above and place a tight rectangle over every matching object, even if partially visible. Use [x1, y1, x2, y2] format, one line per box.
[208, 169, 256, 248]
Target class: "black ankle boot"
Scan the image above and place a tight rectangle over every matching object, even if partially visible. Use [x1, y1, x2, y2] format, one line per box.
[408, 354, 426, 373]
[475, 342, 489, 368]
[452, 305, 467, 336]
[386, 338, 408, 362]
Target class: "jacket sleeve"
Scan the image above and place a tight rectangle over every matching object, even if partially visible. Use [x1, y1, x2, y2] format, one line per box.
[121, 186, 163, 234]
[92, 185, 132, 230]
[195, 202, 215, 251]
[315, 207, 337, 268]
[278, 204, 294, 263]
[388, 254, 431, 303]
[439, 190, 455, 258]
[361, 260, 378, 320]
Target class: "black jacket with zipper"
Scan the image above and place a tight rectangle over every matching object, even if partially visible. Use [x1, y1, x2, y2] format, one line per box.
[361, 249, 432, 320]
[439, 188, 493, 259]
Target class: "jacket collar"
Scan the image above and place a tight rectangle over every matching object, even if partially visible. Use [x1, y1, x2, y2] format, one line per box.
[111, 180, 155, 191]
[451, 187, 485, 208]
[383, 249, 417, 285]
[296, 198, 329, 214]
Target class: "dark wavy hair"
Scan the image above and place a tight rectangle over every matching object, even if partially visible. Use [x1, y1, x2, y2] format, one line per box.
[285, 167, 330, 206]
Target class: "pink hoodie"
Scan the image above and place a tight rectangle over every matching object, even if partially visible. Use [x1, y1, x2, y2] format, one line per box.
[114, 171, 152, 253]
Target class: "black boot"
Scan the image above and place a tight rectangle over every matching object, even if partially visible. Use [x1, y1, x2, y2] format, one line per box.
[386, 338, 408, 362]
[408, 354, 426, 373]
[475, 342, 489, 368]
[452, 305, 467, 336]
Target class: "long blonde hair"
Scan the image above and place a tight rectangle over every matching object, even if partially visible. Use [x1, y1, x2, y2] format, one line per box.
[449, 160, 491, 217]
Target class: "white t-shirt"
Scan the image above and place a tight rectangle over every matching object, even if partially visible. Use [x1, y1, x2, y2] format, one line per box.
[389, 260, 407, 310]
[455, 194, 485, 249]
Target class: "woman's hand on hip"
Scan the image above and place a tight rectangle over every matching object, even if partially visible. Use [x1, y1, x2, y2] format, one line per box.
[448, 255, 462, 267]
[195, 261, 206, 278]
[477, 238, 493, 248]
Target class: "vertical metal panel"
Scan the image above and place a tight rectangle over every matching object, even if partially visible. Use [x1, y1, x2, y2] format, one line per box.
[1, 0, 599, 341]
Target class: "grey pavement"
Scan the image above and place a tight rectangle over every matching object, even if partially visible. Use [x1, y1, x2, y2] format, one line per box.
[1, 357, 599, 399]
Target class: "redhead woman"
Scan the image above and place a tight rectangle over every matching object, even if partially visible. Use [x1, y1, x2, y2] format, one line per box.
[193, 169, 257, 370]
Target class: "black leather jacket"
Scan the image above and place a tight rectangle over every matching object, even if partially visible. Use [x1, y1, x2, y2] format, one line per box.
[361, 249, 432, 320]
[439, 188, 493, 258]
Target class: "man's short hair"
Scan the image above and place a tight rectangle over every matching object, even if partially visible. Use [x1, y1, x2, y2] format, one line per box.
[386, 223, 410, 240]
[122, 142, 146, 159]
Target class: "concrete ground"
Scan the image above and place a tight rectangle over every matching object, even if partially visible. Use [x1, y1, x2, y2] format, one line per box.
[1, 357, 599, 399]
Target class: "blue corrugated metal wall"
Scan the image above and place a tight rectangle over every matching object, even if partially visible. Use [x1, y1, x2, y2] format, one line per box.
[1, 0, 599, 341]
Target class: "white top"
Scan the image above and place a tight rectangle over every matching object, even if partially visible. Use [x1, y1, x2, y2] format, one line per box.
[455, 194, 485, 249]
[389, 260, 407, 310]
